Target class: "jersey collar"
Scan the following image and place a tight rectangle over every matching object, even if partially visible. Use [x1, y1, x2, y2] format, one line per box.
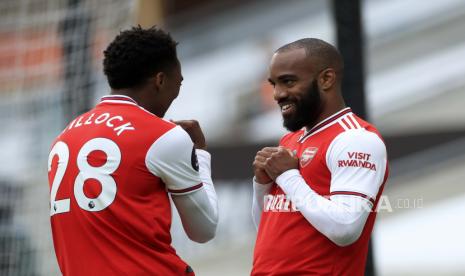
[298, 107, 352, 142]
[99, 95, 138, 105]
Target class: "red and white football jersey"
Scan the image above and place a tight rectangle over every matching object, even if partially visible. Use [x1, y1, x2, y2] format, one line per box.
[252, 107, 389, 275]
[47, 95, 202, 275]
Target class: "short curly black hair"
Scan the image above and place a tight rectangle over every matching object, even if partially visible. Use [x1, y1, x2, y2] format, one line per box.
[103, 26, 178, 89]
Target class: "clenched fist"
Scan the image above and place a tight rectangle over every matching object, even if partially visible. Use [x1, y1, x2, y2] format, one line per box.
[253, 147, 279, 184]
[260, 146, 298, 180]
[172, 120, 207, 150]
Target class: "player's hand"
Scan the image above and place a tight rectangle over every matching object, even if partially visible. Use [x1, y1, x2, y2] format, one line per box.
[253, 147, 279, 184]
[172, 120, 207, 150]
[263, 147, 298, 180]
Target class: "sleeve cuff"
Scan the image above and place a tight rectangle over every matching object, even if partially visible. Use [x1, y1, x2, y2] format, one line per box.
[253, 176, 273, 186]
[169, 183, 204, 195]
[253, 177, 273, 194]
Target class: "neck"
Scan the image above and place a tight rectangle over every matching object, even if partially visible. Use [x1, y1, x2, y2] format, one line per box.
[306, 94, 346, 130]
[111, 88, 164, 117]
[111, 88, 150, 109]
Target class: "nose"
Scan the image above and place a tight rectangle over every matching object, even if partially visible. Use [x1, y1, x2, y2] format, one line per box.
[273, 86, 288, 102]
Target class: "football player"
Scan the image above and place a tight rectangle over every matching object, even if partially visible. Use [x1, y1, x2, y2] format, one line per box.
[251, 38, 388, 275]
[48, 26, 218, 275]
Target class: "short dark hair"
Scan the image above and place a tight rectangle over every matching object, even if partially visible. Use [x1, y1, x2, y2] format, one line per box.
[103, 26, 178, 89]
[277, 38, 344, 73]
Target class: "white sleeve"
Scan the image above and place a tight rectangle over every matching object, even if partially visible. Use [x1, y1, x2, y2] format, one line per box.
[195, 149, 218, 219]
[276, 170, 373, 247]
[251, 178, 273, 230]
[145, 126, 203, 193]
[273, 130, 387, 246]
[171, 150, 218, 243]
[327, 129, 387, 201]
[146, 127, 218, 243]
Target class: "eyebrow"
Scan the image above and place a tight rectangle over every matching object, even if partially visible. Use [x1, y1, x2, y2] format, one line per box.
[277, 74, 297, 80]
[268, 73, 298, 84]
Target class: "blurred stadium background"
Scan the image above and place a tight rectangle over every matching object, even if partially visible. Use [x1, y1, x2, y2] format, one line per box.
[1, 0, 465, 275]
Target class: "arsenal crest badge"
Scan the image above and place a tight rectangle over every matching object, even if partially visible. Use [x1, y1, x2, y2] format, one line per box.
[300, 147, 318, 167]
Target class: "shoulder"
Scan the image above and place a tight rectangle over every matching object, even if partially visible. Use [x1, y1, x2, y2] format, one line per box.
[148, 125, 193, 153]
[145, 125, 201, 189]
[137, 110, 176, 131]
[325, 129, 387, 172]
[145, 125, 196, 175]
[279, 129, 304, 146]
[330, 129, 386, 155]
[348, 114, 385, 141]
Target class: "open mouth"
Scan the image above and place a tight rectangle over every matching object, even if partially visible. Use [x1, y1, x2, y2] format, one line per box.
[280, 103, 296, 116]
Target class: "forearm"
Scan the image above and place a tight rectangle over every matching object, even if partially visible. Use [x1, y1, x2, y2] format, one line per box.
[252, 179, 273, 230]
[171, 150, 218, 243]
[196, 149, 218, 218]
[276, 169, 372, 247]
[172, 188, 217, 243]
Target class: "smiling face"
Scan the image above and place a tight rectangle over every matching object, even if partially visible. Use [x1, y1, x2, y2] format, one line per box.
[268, 48, 324, 132]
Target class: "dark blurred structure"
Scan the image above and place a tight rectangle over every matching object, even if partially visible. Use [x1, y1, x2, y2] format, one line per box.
[164, 0, 250, 28]
[332, 0, 375, 275]
[0, 181, 35, 276]
[332, 0, 367, 119]
[60, 0, 95, 126]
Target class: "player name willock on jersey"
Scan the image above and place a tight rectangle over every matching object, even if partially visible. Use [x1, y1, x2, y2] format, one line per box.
[66, 112, 135, 136]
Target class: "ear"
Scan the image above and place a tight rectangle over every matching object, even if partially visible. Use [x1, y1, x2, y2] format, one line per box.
[152, 72, 166, 91]
[318, 68, 337, 91]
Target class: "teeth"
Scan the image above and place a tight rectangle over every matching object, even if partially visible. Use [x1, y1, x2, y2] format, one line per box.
[282, 104, 292, 111]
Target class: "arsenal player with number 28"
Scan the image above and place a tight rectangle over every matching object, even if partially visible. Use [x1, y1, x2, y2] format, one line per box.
[251, 39, 388, 275]
[47, 26, 218, 275]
